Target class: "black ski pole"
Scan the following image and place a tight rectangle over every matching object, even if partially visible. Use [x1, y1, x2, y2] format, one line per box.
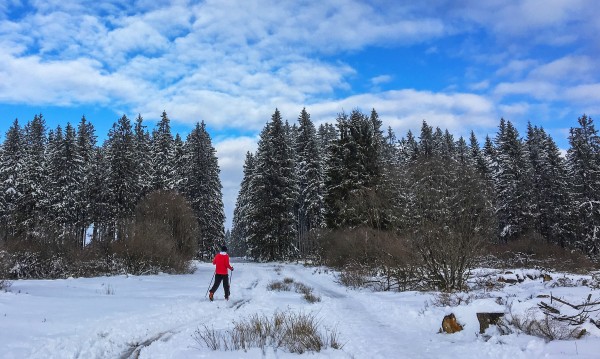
[205, 272, 215, 298]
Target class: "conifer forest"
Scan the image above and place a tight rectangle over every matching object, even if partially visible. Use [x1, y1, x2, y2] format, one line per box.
[1, 108, 599, 280]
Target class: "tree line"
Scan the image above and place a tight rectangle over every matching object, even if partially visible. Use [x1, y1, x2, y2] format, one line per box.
[231, 109, 600, 263]
[0, 112, 225, 259]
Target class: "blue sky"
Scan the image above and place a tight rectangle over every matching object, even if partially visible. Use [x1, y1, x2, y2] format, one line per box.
[1, 0, 599, 228]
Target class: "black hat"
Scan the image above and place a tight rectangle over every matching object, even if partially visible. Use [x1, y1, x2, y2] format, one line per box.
[221, 245, 228, 252]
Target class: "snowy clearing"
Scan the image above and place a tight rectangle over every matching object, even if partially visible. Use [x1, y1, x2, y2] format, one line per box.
[1, 261, 600, 358]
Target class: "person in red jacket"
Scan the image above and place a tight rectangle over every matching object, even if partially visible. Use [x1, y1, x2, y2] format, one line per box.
[209, 245, 234, 301]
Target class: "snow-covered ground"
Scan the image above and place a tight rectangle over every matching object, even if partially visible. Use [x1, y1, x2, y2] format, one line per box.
[1, 261, 599, 358]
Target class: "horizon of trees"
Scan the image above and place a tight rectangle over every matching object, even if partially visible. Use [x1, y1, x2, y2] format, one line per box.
[2, 108, 599, 266]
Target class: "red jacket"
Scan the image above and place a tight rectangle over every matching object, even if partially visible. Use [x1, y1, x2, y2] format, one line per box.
[212, 252, 233, 275]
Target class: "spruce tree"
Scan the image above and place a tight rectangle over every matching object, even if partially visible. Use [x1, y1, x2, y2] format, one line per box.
[469, 131, 491, 182]
[21, 114, 48, 239]
[133, 114, 152, 197]
[76, 116, 97, 246]
[494, 119, 533, 241]
[88, 145, 112, 242]
[247, 109, 297, 261]
[46, 123, 82, 241]
[173, 133, 186, 192]
[151, 111, 176, 191]
[526, 124, 571, 244]
[324, 109, 385, 228]
[105, 115, 138, 240]
[0, 119, 25, 240]
[183, 121, 225, 258]
[566, 114, 600, 254]
[230, 152, 255, 257]
[294, 108, 324, 254]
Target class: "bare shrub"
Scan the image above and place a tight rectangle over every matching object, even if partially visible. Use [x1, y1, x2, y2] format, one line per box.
[320, 227, 422, 291]
[112, 190, 198, 274]
[480, 236, 595, 273]
[267, 280, 291, 292]
[194, 324, 222, 350]
[293, 282, 321, 303]
[401, 155, 495, 292]
[0, 191, 198, 279]
[337, 268, 366, 288]
[193, 311, 342, 353]
[509, 308, 584, 341]
[0, 279, 11, 291]
[430, 292, 484, 307]
[0, 238, 104, 279]
[100, 283, 115, 295]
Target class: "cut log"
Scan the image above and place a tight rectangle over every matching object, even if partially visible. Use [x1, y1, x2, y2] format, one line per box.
[476, 312, 505, 334]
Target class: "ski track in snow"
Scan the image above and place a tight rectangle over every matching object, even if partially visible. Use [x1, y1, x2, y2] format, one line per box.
[2, 261, 600, 358]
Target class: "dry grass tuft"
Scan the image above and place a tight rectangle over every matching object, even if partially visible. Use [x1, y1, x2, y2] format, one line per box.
[267, 278, 321, 303]
[193, 311, 342, 353]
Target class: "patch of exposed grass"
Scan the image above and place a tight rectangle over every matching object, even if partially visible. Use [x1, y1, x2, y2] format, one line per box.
[267, 278, 321, 303]
[193, 310, 342, 354]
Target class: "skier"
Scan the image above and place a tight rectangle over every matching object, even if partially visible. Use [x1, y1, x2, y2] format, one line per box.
[209, 245, 234, 301]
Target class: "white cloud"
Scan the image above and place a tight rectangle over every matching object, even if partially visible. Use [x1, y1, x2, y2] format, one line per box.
[303, 89, 497, 140]
[494, 81, 559, 101]
[449, 0, 598, 44]
[371, 75, 393, 86]
[0, 54, 127, 105]
[495, 59, 538, 78]
[528, 55, 596, 83]
[565, 84, 600, 105]
[493, 55, 600, 106]
[468, 80, 489, 91]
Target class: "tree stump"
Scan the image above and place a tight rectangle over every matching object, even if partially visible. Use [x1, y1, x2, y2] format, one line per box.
[476, 312, 505, 334]
[441, 313, 463, 334]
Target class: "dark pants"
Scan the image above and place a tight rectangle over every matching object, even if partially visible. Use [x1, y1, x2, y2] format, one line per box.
[210, 274, 230, 298]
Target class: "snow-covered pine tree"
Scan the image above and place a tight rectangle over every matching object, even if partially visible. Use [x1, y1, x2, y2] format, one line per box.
[105, 115, 138, 241]
[378, 126, 401, 228]
[409, 121, 450, 226]
[173, 134, 186, 193]
[398, 130, 418, 164]
[247, 109, 297, 261]
[494, 119, 533, 241]
[469, 131, 492, 183]
[88, 145, 112, 242]
[76, 116, 97, 247]
[21, 114, 48, 240]
[294, 108, 324, 255]
[566, 114, 600, 255]
[151, 111, 176, 191]
[230, 152, 255, 257]
[366, 109, 385, 188]
[317, 123, 337, 161]
[46, 123, 82, 242]
[183, 121, 225, 258]
[526, 124, 571, 245]
[324, 109, 385, 228]
[455, 136, 470, 165]
[0, 119, 25, 240]
[544, 128, 572, 246]
[133, 114, 152, 198]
